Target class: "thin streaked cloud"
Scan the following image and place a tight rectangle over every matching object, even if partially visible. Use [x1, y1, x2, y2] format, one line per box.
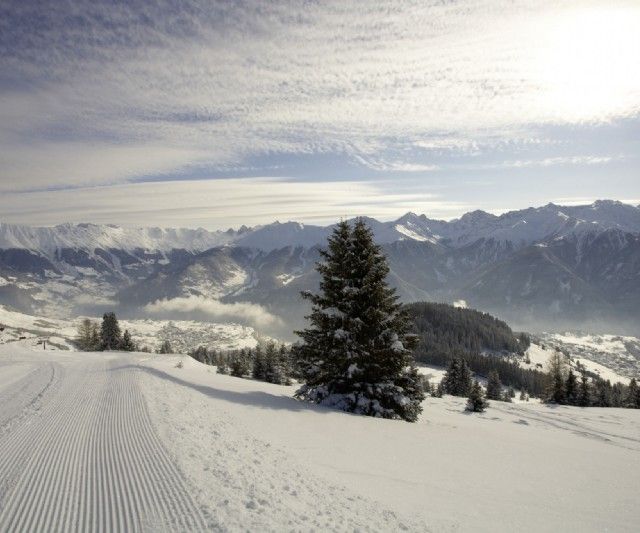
[0, 0, 638, 223]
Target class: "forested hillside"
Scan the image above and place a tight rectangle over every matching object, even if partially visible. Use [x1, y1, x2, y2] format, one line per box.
[406, 302, 545, 395]
[406, 302, 529, 357]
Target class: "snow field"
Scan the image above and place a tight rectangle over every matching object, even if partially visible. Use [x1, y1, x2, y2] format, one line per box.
[142, 356, 424, 531]
[141, 355, 640, 532]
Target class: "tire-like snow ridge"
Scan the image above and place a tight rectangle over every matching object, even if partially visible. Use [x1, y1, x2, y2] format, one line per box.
[0, 356, 209, 532]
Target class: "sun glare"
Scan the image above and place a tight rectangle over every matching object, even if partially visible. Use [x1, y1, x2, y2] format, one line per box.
[538, 6, 640, 122]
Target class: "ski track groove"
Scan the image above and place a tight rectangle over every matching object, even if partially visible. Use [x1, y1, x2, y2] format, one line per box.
[0, 355, 209, 532]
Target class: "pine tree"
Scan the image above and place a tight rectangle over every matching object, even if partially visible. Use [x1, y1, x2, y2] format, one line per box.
[263, 342, 281, 383]
[565, 369, 578, 405]
[486, 370, 503, 400]
[76, 318, 97, 351]
[466, 380, 488, 412]
[120, 329, 135, 351]
[626, 378, 640, 408]
[545, 351, 567, 404]
[442, 356, 472, 397]
[252, 344, 266, 380]
[577, 370, 591, 407]
[190, 346, 208, 363]
[278, 344, 293, 385]
[228, 349, 251, 377]
[157, 340, 173, 354]
[216, 352, 230, 375]
[502, 389, 512, 403]
[294, 220, 352, 390]
[593, 379, 612, 407]
[100, 312, 122, 351]
[294, 219, 424, 422]
[611, 383, 624, 407]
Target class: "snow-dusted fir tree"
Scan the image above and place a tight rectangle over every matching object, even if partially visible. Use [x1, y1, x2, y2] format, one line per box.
[294, 220, 352, 389]
[294, 219, 424, 422]
[466, 380, 488, 412]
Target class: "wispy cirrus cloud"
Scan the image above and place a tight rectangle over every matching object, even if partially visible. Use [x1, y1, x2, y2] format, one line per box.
[0, 0, 638, 218]
[0, 177, 471, 228]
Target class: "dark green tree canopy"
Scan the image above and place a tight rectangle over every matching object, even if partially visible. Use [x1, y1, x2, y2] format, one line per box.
[100, 312, 122, 351]
[294, 219, 424, 422]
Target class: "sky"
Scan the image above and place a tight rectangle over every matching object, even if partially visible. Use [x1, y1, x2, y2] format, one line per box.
[0, 0, 639, 229]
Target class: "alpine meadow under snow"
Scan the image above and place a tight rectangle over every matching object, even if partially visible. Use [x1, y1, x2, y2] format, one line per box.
[2, 0, 640, 531]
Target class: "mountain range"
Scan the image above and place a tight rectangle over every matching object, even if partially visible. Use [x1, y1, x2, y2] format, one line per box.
[1, 200, 639, 338]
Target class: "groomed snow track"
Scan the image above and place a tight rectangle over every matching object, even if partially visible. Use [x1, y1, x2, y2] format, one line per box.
[0, 355, 210, 532]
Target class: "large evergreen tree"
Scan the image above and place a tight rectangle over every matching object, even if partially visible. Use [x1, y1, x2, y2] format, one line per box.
[100, 312, 122, 351]
[294, 220, 352, 390]
[294, 219, 424, 422]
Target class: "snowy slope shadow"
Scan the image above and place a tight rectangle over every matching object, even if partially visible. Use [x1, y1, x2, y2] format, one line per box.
[128, 364, 336, 415]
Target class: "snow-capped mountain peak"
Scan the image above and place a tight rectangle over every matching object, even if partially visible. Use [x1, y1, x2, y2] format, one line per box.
[1, 200, 638, 255]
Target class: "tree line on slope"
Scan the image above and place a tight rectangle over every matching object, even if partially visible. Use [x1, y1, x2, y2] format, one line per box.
[433, 351, 640, 410]
[189, 341, 295, 386]
[75, 313, 135, 352]
[76, 312, 171, 354]
[545, 351, 640, 408]
[406, 302, 546, 396]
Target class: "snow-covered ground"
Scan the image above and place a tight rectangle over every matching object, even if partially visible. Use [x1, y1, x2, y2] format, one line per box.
[1, 340, 638, 532]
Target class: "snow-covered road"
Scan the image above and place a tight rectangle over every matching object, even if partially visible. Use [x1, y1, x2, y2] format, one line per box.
[0, 350, 210, 532]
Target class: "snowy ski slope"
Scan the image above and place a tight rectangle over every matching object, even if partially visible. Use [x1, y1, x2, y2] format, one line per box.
[1, 341, 639, 531]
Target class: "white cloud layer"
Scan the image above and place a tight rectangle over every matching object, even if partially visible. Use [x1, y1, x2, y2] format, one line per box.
[144, 296, 282, 328]
[0, 0, 638, 192]
[0, 177, 470, 228]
